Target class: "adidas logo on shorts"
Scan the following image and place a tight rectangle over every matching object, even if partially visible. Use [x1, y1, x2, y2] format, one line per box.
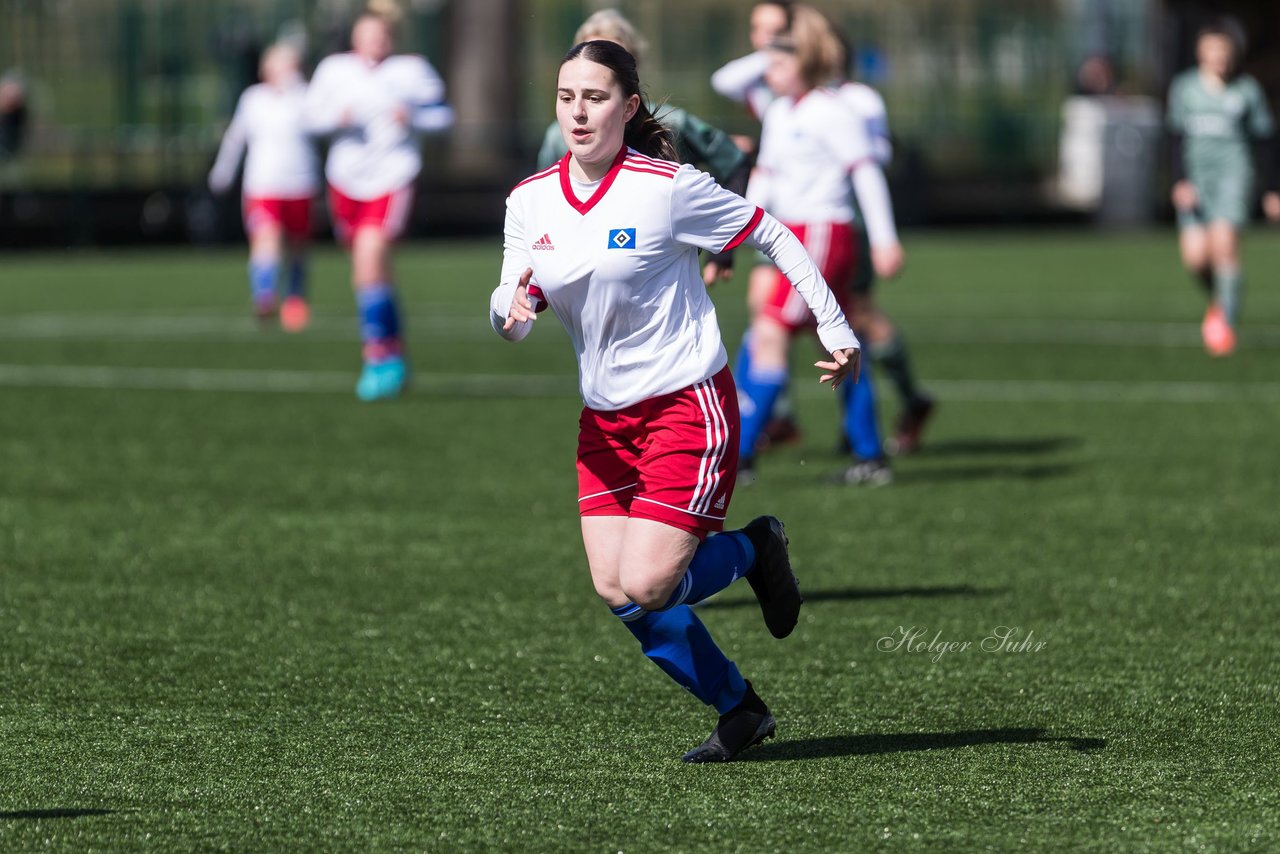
[533, 233, 555, 250]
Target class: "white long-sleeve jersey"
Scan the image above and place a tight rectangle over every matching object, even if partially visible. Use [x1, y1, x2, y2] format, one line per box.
[710, 50, 775, 121]
[711, 51, 893, 166]
[208, 81, 318, 199]
[305, 52, 453, 200]
[840, 81, 893, 166]
[490, 149, 859, 412]
[747, 88, 898, 247]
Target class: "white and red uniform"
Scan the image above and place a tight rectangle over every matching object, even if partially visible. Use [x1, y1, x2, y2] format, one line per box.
[747, 88, 898, 329]
[304, 52, 453, 241]
[491, 147, 859, 534]
[208, 80, 318, 239]
[711, 53, 893, 167]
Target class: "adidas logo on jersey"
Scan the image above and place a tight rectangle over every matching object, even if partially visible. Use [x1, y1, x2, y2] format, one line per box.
[714, 496, 726, 511]
[533, 233, 555, 250]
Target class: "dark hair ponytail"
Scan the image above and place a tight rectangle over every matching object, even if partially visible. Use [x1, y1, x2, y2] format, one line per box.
[561, 40, 678, 162]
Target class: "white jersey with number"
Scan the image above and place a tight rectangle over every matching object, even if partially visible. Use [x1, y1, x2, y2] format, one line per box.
[492, 148, 858, 411]
[305, 52, 451, 200]
[208, 81, 318, 199]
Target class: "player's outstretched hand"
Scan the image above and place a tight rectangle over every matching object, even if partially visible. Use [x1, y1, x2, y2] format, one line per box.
[872, 243, 905, 280]
[816, 347, 860, 390]
[1264, 191, 1280, 223]
[503, 268, 538, 332]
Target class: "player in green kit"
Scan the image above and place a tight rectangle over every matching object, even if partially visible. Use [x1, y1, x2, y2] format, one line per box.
[1167, 21, 1280, 356]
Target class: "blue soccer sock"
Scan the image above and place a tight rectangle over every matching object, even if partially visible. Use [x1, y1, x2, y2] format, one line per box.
[733, 330, 752, 381]
[249, 259, 278, 309]
[842, 364, 883, 460]
[286, 259, 307, 299]
[659, 531, 755, 610]
[737, 363, 788, 459]
[356, 282, 402, 363]
[611, 603, 748, 714]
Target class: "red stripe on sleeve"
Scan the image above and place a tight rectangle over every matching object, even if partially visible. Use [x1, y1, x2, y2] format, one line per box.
[527, 283, 548, 312]
[722, 206, 764, 251]
[845, 157, 872, 176]
[621, 166, 677, 180]
[512, 164, 560, 192]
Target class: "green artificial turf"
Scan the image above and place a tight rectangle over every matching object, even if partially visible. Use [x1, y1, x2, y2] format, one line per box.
[1, 232, 1277, 850]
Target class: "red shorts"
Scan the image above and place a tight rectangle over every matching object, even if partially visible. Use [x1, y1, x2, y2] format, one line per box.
[243, 196, 312, 241]
[327, 184, 414, 245]
[577, 366, 740, 539]
[762, 221, 857, 331]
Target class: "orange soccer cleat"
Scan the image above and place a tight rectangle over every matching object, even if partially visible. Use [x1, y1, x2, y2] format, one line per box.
[280, 295, 310, 333]
[1201, 305, 1236, 357]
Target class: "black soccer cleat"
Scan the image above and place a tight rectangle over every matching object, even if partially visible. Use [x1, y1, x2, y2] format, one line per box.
[742, 516, 802, 639]
[682, 682, 776, 763]
[885, 395, 935, 456]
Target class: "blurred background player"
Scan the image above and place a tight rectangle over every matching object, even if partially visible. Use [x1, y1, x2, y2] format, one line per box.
[830, 30, 933, 456]
[712, 4, 797, 449]
[710, 0, 791, 123]
[0, 69, 28, 162]
[715, 2, 933, 457]
[737, 5, 905, 486]
[1167, 20, 1280, 357]
[536, 9, 750, 287]
[208, 43, 317, 332]
[305, 3, 454, 401]
[492, 39, 859, 762]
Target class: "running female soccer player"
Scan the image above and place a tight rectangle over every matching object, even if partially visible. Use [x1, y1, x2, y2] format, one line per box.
[738, 7, 905, 486]
[1167, 21, 1280, 357]
[208, 43, 318, 332]
[536, 8, 750, 287]
[490, 40, 860, 762]
[306, 7, 453, 400]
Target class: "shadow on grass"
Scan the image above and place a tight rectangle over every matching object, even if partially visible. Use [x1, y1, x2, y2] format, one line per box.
[0, 809, 119, 820]
[894, 462, 1080, 484]
[742, 728, 1106, 762]
[698, 584, 1000, 611]
[915, 437, 1082, 457]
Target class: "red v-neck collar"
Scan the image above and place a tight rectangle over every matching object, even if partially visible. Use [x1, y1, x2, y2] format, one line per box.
[559, 146, 628, 215]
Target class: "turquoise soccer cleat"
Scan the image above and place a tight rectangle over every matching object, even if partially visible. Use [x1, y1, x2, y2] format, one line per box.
[355, 356, 408, 402]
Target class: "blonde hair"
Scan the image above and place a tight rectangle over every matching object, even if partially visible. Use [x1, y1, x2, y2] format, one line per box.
[574, 9, 648, 64]
[365, 0, 403, 27]
[787, 4, 846, 89]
